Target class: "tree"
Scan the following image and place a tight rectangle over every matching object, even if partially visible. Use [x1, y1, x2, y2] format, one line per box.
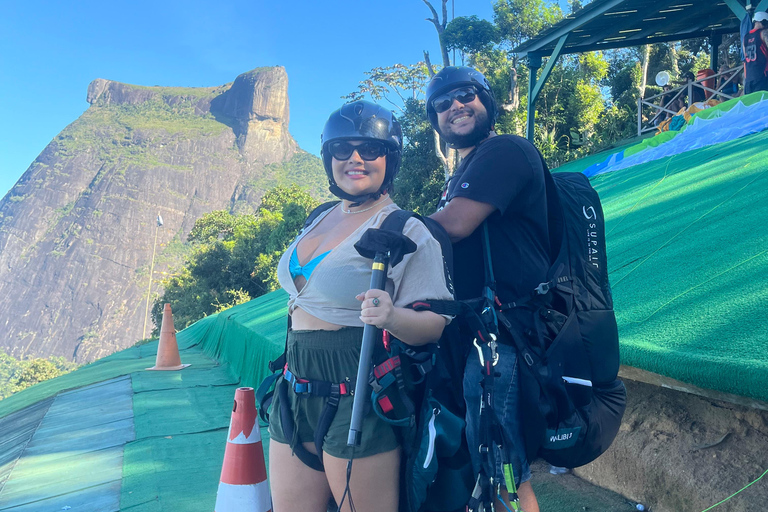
[343, 63, 431, 111]
[493, 0, 563, 120]
[0, 350, 77, 400]
[422, 0, 452, 70]
[443, 16, 499, 64]
[420, 0, 460, 181]
[152, 185, 319, 333]
[392, 98, 446, 214]
[494, 0, 562, 52]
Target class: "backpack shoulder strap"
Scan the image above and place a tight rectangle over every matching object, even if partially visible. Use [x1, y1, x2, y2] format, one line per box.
[303, 201, 339, 231]
[379, 208, 418, 234]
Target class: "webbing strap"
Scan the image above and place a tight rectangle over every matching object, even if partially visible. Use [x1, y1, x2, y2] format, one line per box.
[277, 380, 324, 472]
[274, 366, 354, 472]
[283, 366, 354, 397]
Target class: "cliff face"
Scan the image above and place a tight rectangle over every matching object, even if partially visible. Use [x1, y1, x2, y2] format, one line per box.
[0, 67, 320, 362]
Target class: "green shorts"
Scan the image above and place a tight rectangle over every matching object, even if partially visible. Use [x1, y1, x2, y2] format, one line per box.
[268, 327, 399, 459]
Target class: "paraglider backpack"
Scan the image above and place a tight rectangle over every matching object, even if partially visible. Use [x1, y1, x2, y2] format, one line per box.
[490, 169, 627, 468]
[255, 203, 474, 512]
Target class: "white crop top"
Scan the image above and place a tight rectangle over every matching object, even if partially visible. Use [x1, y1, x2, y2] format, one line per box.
[277, 203, 453, 327]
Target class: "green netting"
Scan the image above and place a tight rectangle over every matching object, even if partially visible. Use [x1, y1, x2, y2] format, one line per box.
[196, 289, 289, 390]
[132, 385, 237, 439]
[595, 129, 768, 401]
[122, 352, 274, 512]
[121, 431, 225, 512]
[0, 322, 218, 421]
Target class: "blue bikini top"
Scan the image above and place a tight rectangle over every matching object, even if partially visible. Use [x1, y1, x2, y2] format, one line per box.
[289, 247, 330, 281]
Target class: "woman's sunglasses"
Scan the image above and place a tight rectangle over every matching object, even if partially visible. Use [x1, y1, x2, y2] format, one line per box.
[431, 86, 478, 114]
[328, 141, 388, 161]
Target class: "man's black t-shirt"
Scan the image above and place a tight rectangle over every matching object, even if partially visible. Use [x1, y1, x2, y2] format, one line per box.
[437, 134, 551, 303]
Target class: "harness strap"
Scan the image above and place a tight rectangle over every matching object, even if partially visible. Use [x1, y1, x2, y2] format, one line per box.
[274, 366, 356, 471]
[496, 265, 572, 311]
[277, 380, 325, 472]
[283, 365, 354, 397]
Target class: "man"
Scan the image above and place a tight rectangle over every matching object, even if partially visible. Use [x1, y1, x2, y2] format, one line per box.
[744, 11, 768, 94]
[428, 66, 549, 512]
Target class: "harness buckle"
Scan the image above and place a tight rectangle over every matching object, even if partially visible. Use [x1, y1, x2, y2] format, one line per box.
[489, 337, 499, 367]
[535, 281, 551, 295]
[294, 381, 311, 394]
[346, 377, 354, 396]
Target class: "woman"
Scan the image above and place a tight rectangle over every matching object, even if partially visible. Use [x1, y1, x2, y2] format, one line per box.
[268, 100, 453, 512]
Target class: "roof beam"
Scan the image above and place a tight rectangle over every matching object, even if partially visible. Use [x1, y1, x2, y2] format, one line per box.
[573, 3, 728, 50]
[572, 7, 680, 50]
[723, 0, 747, 19]
[515, 0, 629, 57]
[531, 35, 569, 105]
[603, 12, 727, 47]
[560, 28, 736, 54]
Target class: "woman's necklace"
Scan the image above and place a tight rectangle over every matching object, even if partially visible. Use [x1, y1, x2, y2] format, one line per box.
[341, 196, 390, 214]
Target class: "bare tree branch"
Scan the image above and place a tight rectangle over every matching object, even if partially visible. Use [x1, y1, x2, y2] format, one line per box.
[421, 0, 451, 67]
[424, 51, 435, 77]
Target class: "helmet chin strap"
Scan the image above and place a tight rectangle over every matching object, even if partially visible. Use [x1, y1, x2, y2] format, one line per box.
[328, 182, 386, 207]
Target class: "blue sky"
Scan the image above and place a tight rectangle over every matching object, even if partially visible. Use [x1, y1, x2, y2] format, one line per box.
[1, 0, 564, 197]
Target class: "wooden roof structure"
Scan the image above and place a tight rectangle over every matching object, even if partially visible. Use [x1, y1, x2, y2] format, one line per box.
[513, 0, 767, 140]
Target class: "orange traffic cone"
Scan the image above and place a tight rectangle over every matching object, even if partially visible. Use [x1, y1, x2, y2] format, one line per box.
[146, 303, 191, 371]
[215, 387, 271, 512]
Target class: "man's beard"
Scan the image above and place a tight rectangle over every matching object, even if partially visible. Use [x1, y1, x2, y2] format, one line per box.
[440, 108, 492, 149]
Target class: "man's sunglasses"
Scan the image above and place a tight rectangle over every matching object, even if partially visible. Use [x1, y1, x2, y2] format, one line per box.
[328, 141, 388, 161]
[431, 86, 478, 114]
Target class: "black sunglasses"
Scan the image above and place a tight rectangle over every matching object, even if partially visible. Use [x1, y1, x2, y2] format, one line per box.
[328, 141, 388, 161]
[431, 86, 478, 114]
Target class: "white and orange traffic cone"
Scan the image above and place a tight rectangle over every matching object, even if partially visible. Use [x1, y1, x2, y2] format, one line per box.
[214, 387, 271, 512]
[146, 303, 191, 371]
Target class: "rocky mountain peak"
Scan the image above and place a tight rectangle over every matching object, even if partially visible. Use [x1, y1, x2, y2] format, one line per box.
[0, 66, 319, 363]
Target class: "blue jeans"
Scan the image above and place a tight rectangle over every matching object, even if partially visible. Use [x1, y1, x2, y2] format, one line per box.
[464, 341, 531, 486]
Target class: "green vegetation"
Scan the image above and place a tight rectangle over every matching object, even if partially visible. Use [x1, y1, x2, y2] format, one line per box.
[151, 185, 319, 334]
[244, 151, 332, 208]
[56, 89, 228, 161]
[0, 350, 78, 401]
[347, 0, 726, 186]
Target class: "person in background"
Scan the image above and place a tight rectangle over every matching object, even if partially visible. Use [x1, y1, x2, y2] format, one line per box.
[268, 100, 453, 512]
[743, 11, 768, 94]
[718, 64, 742, 98]
[679, 71, 706, 105]
[652, 84, 675, 126]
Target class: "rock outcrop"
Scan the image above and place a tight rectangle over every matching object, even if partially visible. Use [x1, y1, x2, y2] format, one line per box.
[0, 66, 323, 362]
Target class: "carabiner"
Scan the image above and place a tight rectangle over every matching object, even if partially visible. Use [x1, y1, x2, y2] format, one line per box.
[489, 335, 499, 366]
[473, 338, 485, 367]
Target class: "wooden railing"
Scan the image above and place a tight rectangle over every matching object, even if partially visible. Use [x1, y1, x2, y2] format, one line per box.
[637, 66, 742, 136]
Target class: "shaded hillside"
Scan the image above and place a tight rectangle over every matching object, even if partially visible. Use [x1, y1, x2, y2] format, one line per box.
[0, 66, 328, 362]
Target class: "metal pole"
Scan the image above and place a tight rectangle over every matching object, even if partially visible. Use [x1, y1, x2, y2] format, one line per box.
[526, 55, 542, 142]
[688, 81, 693, 108]
[348, 251, 390, 447]
[637, 96, 643, 136]
[143, 215, 160, 339]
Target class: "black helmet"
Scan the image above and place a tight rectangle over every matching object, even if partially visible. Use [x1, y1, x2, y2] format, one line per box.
[426, 66, 498, 148]
[321, 100, 402, 204]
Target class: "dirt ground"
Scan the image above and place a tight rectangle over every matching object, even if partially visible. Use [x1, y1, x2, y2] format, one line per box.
[535, 379, 768, 512]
